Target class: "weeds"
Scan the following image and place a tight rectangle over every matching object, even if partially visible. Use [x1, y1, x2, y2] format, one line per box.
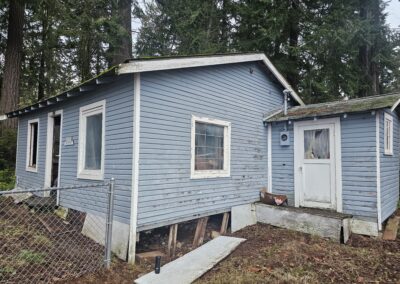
[18, 250, 45, 264]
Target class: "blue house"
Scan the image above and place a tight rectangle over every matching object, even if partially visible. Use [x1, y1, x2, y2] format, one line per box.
[4, 53, 400, 261]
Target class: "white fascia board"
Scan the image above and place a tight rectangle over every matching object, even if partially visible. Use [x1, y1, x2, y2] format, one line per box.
[117, 53, 305, 106]
[390, 98, 400, 112]
[259, 55, 305, 106]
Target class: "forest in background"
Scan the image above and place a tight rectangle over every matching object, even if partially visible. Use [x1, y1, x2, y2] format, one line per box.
[0, 0, 400, 188]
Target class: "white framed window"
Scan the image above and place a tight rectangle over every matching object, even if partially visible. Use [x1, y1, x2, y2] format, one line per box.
[191, 115, 231, 179]
[77, 100, 105, 180]
[26, 118, 39, 172]
[384, 113, 393, 155]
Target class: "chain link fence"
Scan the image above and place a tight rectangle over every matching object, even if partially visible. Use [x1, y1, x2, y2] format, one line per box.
[0, 179, 115, 283]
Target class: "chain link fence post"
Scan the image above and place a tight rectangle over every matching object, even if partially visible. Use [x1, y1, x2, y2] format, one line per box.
[104, 177, 115, 269]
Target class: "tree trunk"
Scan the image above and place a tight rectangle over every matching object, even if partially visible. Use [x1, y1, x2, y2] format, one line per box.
[109, 0, 132, 66]
[38, 16, 48, 101]
[0, 0, 25, 129]
[287, 0, 300, 89]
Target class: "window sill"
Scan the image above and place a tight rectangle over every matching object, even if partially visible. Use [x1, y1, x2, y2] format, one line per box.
[26, 166, 38, 173]
[384, 151, 393, 156]
[77, 171, 104, 181]
[190, 171, 231, 179]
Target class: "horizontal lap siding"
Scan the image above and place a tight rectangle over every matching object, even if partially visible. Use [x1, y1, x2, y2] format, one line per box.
[380, 109, 400, 222]
[137, 63, 284, 231]
[16, 75, 134, 224]
[271, 122, 294, 204]
[16, 113, 48, 189]
[341, 113, 377, 220]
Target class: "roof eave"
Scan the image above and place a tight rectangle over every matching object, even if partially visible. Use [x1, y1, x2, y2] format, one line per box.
[117, 53, 305, 106]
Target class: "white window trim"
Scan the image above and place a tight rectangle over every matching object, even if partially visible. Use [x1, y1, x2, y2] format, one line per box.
[26, 118, 39, 172]
[190, 115, 231, 179]
[384, 113, 393, 156]
[77, 100, 106, 180]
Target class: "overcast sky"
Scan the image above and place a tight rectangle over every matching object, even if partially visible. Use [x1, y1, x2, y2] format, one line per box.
[386, 0, 400, 28]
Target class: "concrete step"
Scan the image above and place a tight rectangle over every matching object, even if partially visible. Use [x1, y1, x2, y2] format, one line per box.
[255, 203, 352, 243]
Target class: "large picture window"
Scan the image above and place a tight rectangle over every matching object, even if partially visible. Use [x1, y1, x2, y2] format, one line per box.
[191, 116, 231, 179]
[78, 100, 105, 180]
[384, 113, 393, 155]
[26, 119, 39, 172]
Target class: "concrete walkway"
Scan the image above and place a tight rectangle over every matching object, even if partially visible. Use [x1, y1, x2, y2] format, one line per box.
[135, 236, 246, 284]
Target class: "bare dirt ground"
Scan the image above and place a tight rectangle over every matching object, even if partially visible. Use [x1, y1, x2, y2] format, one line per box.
[0, 196, 104, 283]
[71, 211, 400, 284]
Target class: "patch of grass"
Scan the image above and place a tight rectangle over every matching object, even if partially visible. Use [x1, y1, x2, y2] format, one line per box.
[0, 224, 26, 238]
[0, 169, 15, 191]
[0, 265, 16, 277]
[33, 234, 52, 247]
[17, 250, 45, 264]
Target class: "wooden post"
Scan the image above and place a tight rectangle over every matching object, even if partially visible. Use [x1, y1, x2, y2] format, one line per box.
[167, 224, 178, 258]
[193, 217, 209, 247]
[220, 212, 230, 235]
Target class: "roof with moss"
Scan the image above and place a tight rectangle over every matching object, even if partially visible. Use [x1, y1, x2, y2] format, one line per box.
[264, 93, 400, 122]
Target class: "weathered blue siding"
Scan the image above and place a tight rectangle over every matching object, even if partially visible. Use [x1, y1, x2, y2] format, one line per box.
[271, 121, 294, 204]
[270, 112, 379, 220]
[380, 109, 400, 222]
[341, 112, 377, 220]
[16, 113, 48, 189]
[15, 75, 134, 224]
[137, 63, 285, 231]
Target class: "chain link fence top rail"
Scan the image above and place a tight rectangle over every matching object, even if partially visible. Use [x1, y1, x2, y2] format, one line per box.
[0, 181, 115, 284]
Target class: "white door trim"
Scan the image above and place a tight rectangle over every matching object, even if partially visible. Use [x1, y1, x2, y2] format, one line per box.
[294, 117, 342, 212]
[44, 110, 63, 197]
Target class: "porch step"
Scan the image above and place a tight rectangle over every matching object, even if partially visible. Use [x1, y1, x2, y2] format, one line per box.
[255, 203, 352, 243]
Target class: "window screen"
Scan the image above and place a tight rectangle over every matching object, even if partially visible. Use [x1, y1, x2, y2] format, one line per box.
[195, 122, 224, 170]
[84, 113, 103, 170]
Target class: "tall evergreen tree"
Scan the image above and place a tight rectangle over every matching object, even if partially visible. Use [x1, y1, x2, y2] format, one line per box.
[0, 0, 25, 129]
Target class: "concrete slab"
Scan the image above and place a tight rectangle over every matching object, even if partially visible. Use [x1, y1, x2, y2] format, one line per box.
[135, 236, 246, 284]
[82, 213, 129, 260]
[256, 203, 351, 242]
[350, 219, 379, 237]
[231, 204, 256, 232]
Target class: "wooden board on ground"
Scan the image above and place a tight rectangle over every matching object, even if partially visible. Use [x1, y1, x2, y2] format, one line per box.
[382, 216, 400, 241]
[135, 236, 246, 284]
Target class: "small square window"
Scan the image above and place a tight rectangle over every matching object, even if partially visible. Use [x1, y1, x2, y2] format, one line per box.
[26, 119, 39, 172]
[191, 116, 231, 179]
[384, 113, 393, 155]
[78, 100, 105, 180]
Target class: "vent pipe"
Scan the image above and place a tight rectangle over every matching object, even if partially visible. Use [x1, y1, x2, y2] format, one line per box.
[282, 89, 291, 116]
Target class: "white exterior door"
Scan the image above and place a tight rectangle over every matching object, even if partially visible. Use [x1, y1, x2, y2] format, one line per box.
[294, 118, 341, 210]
